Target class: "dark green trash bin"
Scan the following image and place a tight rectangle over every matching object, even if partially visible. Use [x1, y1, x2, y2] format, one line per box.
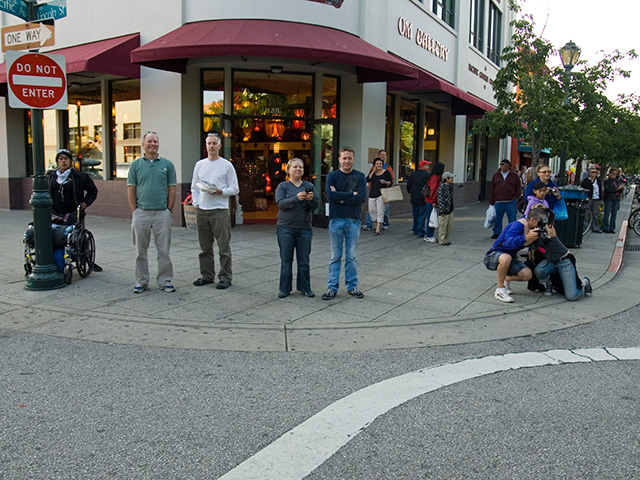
[555, 204, 585, 248]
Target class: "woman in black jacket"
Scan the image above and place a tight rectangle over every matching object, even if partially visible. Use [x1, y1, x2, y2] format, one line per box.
[46, 149, 102, 271]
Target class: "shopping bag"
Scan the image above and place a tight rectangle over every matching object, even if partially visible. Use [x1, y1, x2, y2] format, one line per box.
[484, 204, 496, 229]
[553, 198, 569, 221]
[183, 204, 197, 230]
[428, 208, 439, 228]
[380, 185, 404, 203]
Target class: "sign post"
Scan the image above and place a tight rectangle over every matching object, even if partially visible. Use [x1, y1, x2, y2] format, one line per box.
[5, 0, 67, 290]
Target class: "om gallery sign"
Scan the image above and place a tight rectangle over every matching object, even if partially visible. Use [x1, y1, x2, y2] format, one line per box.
[397, 17, 449, 62]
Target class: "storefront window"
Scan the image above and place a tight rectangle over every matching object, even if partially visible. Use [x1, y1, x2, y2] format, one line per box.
[466, 127, 476, 181]
[203, 70, 224, 139]
[43, 110, 58, 170]
[112, 79, 141, 179]
[233, 71, 313, 118]
[399, 98, 418, 181]
[68, 83, 103, 179]
[322, 75, 338, 119]
[423, 107, 439, 166]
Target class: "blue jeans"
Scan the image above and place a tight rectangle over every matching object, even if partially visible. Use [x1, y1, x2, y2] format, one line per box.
[424, 202, 435, 237]
[365, 203, 390, 228]
[603, 199, 619, 231]
[493, 200, 517, 236]
[327, 218, 360, 291]
[535, 258, 584, 301]
[277, 226, 312, 294]
[412, 204, 427, 236]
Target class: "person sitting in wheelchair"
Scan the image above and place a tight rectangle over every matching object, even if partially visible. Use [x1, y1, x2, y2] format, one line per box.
[46, 149, 102, 272]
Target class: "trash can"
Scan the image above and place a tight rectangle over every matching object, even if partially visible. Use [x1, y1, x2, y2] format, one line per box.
[555, 185, 588, 248]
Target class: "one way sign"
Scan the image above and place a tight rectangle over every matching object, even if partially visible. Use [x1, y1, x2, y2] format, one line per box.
[2, 22, 55, 52]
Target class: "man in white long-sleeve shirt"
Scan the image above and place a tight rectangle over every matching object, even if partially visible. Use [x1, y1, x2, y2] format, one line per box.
[191, 133, 240, 289]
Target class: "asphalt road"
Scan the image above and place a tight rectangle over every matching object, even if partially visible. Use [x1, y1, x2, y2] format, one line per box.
[2, 301, 640, 479]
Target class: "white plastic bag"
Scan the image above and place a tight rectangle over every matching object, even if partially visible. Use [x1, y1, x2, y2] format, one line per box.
[484, 204, 496, 229]
[428, 208, 439, 228]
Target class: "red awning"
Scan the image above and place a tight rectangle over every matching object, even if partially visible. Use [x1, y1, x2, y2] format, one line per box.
[130, 19, 418, 83]
[0, 33, 140, 85]
[388, 64, 495, 115]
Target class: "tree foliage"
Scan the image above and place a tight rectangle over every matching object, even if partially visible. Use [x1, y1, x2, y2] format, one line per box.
[474, 0, 640, 174]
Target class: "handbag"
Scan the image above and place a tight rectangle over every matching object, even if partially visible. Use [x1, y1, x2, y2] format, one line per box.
[428, 208, 439, 228]
[183, 204, 197, 230]
[553, 197, 569, 221]
[380, 185, 404, 203]
[420, 183, 431, 197]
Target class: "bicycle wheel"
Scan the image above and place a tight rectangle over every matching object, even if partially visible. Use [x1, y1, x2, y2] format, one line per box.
[633, 217, 640, 237]
[76, 229, 95, 278]
[582, 208, 593, 236]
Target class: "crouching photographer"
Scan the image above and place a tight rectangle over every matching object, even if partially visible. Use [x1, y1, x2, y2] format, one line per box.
[529, 206, 592, 301]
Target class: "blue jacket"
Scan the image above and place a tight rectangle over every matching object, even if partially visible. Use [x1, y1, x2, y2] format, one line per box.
[487, 219, 527, 258]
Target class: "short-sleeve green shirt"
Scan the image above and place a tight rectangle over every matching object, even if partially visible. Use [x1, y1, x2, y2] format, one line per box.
[127, 156, 177, 210]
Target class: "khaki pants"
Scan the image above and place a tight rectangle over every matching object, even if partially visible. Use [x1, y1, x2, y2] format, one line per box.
[131, 208, 173, 288]
[196, 208, 232, 282]
[438, 213, 453, 244]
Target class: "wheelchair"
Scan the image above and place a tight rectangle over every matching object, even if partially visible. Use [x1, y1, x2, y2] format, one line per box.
[24, 207, 96, 285]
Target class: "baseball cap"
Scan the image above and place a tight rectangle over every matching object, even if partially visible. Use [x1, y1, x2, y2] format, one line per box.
[418, 160, 430, 168]
[442, 172, 455, 180]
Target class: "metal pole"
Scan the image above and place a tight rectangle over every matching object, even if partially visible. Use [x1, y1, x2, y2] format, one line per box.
[24, 0, 66, 290]
[558, 65, 572, 187]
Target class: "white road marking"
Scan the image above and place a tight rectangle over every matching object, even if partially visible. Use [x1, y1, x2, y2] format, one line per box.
[219, 347, 640, 480]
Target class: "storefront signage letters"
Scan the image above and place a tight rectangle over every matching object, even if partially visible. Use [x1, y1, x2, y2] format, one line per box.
[468, 63, 494, 86]
[6, 51, 67, 109]
[2, 22, 54, 52]
[397, 17, 449, 62]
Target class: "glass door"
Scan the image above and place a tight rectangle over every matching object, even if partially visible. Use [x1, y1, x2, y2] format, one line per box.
[310, 120, 337, 215]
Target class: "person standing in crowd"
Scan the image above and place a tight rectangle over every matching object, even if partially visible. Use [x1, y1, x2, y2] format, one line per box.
[366, 157, 392, 236]
[489, 159, 521, 239]
[436, 171, 455, 245]
[322, 146, 367, 300]
[524, 163, 562, 211]
[602, 167, 624, 234]
[483, 207, 544, 303]
[47, 148, 102, 272]
[191, 133, 240, 290]
[423, 161, 444, 243]
[362, 148, 394, 231]
[127, 132, 176, 294]
[581, 167, 603, 233]
[406, 160, 431, 238]
[275, 158, 319, 298]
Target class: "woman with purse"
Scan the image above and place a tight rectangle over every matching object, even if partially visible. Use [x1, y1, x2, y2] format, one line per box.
[275, 158, 319, 298]
[365, 157, 392, 236]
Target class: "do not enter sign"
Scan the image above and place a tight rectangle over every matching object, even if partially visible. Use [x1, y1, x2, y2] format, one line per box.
[6, 51, 67, 110]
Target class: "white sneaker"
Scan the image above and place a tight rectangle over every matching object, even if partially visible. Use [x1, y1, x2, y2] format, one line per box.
[494, 288, 514, 303]
[503, 281, 513, 294]
[424, 236, 437, 243]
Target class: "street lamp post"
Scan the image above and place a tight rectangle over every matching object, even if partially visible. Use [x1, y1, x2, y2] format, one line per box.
[558, 40, 581, 186]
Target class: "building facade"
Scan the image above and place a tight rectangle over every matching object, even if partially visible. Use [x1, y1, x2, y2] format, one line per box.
[0, 0, 514, 223]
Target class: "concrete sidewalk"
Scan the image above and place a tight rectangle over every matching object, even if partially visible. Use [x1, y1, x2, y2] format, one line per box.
[0, 195, 637, 352]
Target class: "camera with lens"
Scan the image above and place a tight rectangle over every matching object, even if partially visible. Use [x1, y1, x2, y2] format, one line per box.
[537, 216, 549, 240]
[305, 187, 313, 193]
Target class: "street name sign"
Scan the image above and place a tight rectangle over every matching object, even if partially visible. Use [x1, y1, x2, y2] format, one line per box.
[0, 0, 29, 21]
[34, 0, 66, 21]
[6, 50, 67, 109]
[2, 22, 54, 51]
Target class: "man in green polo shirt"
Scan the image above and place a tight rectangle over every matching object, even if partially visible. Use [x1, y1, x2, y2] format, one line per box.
[127, 132, 177, 294]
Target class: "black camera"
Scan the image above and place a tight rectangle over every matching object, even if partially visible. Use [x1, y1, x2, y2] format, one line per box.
[537, 216, 549, 240]
[305, 188, 313, 193]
